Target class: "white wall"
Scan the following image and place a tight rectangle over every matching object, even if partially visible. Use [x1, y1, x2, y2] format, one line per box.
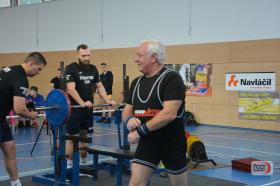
[0, 0, 279, 53]
[0, 5, 38, 52]
[102, 0, 190, 48]
[37, 0, 102, 51]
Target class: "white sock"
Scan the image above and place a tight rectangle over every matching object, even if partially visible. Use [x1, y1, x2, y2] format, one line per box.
[11, 179, 22, 186]
[67, 160, 73, 168]
[80, 157, 87, 164]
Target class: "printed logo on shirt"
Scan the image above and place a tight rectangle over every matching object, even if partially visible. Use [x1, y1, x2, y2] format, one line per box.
[135, 108, 161, 117]
[66, 74, 71, 80]
[20, 87, 28, 95]
[2, 67, 11, 73]
[79, 75, 94, 84]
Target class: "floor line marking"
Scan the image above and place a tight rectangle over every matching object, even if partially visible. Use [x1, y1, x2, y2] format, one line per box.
[205, 144, 280, 156]
[204, 135, 280, 145]
[0, 157, 113, 181]
[259, 180, 280, 186]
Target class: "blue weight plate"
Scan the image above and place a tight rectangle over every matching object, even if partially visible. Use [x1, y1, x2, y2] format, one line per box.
[45, 89, 71, 127]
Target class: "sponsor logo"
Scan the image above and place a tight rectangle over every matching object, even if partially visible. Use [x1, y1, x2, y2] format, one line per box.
[240, 79, 271, 86]
[226, 73, 275, 91]
[79, 75, 94, 81]
[135, 108, 161, 117]
[228, 75, 239, 87]
[2, 67, 11, 73]
[20, 87, 28, 95]
[251, 161, 273, 176]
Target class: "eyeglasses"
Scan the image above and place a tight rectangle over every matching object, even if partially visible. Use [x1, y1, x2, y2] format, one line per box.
[81, 54, 90, 57]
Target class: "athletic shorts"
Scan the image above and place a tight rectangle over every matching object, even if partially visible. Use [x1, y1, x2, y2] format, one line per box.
[66, 108, 93, 135]
[132, 126, 188, 174]
[0, 121, 14, 143]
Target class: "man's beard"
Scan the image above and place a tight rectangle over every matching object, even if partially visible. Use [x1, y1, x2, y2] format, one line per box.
[78, 58, 90, 68]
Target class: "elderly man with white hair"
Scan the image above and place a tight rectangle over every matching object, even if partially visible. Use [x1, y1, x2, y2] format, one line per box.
[122, 40, 188, 186]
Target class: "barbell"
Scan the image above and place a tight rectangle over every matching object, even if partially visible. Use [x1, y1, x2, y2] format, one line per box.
[7, 89, 124, 127]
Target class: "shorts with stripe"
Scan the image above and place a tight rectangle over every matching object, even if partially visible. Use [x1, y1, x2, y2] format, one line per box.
[0, 121, 13, 143]
[132, 128, 188, 174]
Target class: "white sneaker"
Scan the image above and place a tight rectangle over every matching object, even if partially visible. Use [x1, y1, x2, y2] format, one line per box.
[67, 163, 72, 169]
[80, 161, 87, 166]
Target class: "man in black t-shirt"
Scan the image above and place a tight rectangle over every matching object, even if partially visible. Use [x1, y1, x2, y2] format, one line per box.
[122, 40, 187, 186]
[50, 68, 61, 89]
[65, 44, 115, 167]
[97, 63, 114, 123]
[0, 52, 47, 186]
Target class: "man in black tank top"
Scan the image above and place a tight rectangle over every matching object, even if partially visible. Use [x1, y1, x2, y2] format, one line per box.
[0, 52, 47, 186]
[122, 40, 188, 186]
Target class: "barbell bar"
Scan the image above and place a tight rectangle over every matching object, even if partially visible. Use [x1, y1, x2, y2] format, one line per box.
[35, 103, 118, 111]
[6, 113, 46, 120]
[6, 109, 122, 120]
[7, 89, 124, 127]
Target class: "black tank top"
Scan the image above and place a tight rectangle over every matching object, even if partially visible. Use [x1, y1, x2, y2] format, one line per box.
[129, 67, 185, 138]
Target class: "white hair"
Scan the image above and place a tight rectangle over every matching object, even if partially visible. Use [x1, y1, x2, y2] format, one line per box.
[140, 39, 165, 64]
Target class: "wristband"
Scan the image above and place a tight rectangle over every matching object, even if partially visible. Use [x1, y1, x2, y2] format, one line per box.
[137, 123, 150, 137]
[123, 116, 135, 127]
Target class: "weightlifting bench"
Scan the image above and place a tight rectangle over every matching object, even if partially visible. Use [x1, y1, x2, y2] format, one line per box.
[80, 145, 135, 186]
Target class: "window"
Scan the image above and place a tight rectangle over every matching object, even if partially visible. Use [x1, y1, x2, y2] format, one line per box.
[17, 0, 43, 6]
[0, 0, 11, 8]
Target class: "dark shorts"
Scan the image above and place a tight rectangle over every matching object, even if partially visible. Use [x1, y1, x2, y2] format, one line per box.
[132, 126, 187, 174]
[66, 108, 93, 135]
[0, 121, 14, 143]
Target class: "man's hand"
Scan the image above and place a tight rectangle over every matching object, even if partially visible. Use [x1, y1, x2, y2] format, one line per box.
[128, 130, 140, 144]
[106, 99, 116, 106]
[26, 99, 32, 104]
[126, 117, 141, 131]
[30, 111, 38, 119]
[83, 100, 93, 108]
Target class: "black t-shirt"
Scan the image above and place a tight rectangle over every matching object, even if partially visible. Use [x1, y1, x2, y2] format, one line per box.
[50, 77, 60, 89]
[65, 62, 100, 105]
[99, 71, 113, 94]
[0, 65, 28, 122]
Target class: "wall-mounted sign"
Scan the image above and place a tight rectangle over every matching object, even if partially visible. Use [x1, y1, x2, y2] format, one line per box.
[239, 92, 280, 121]
[226, 72, 275, 91]
[166, 64, 212, 97]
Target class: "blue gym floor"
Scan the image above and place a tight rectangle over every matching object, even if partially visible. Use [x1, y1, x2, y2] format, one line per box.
[1, 120, 280, 186]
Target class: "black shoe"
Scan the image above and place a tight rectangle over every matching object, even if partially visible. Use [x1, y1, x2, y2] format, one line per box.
[25, 120, 31, 127]
[18, 120, 24, 128]
[87, 127, 94, 133]
[96, 117, 105, 123]
[103, 118, 111, 124]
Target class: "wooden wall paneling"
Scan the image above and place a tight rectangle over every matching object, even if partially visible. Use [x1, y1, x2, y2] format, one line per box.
[228, 62, 280, 74]
[192, 104, 231, 125]
[1, 38, 280, 131]
[212, 63, 230, 85]
[0, 53, 27, 67]
[111, 48, 136, 64]
[230, 39, 280, 63]
[91, 49, 112, 66]
[166, 43, 231, 64]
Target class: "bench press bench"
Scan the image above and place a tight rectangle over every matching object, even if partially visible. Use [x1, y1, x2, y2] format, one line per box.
[80, 145, 135, 186]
